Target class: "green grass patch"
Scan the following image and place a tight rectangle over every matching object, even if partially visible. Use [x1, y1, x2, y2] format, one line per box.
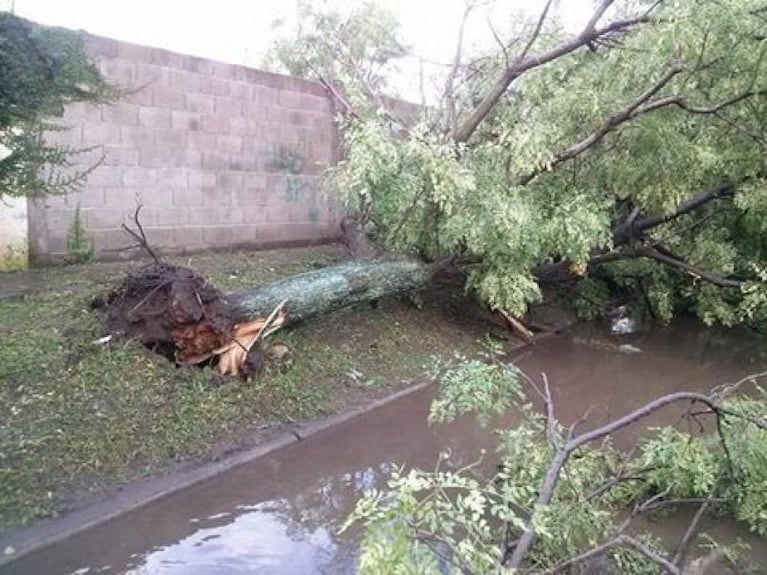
[0, 246, 491, 532]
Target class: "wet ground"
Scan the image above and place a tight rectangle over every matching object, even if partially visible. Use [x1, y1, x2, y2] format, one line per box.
[4, 320, 767, 574]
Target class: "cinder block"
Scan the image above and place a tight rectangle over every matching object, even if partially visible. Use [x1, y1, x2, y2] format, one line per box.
[134, 63, 168, 87]
[154, 129, 187, 149]
[100, 59, 136, 85]
[83, 34, 119, 58]
[216, 172, 244, 190]
[204, 225, 256, 246]
[233, 186, 269, 207]
[151, 48, 186, 69]
[120, 125, 155, 148]
[122, 167, 156, 187]
[139, 148, 201, 169]
[214, 97, 242, 117]
[82, 123, 121, 145]
[300, 93, 332, 113]
[168, 70, 201, 93]
[121, 84, 153, 106]
[185, 93, 215, 114]
[174, 227, 205, 249]
[84, 208, 127, 229]
[156, 207, 188, 226]
[184, 57, 213, 75]
[117, 42, 154, 63]
[90, 229, 133, 254]
[216, 135, 243, 155]
[64, 101, 101, 121]
[174, 186, 205, 208]
[103, 146, 140, 166]
[201, 114, 230, 134]
[278, 90, 302, 109]
[171, 111, 202, 131]
[187, 170, 216, 189]
[86, 165, 124, 187]
[264, 204, 288, 223]
[251, 85, 279, 106]
[66, 185, 105, 208]
[152, 167, 188, 188]
[199, 77, 231, 97]
[210, 61, 238, 80]
[103, 187, 141, 208]
[202, 187, 231, 207]
[187, 131, 217, 152]
[138, 107, 171, 129]
[188, 207, 214, 225]
[101, 102, 139, 125]
[135, 188, 174, 207]
[244, 172, 267, 189]
[241, 101, 269, 122]
[152, 85, 186, 109]
[240, 204, 267, 224]
[230, 82, 252, 100]
[201, 152, 229, 170]
[143, 227, 176, 247]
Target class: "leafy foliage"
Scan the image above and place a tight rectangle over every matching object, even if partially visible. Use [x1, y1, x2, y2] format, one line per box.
[271, 0, 767, 328]
[0, 12, 115, 199]
[344, 360, 767, 573]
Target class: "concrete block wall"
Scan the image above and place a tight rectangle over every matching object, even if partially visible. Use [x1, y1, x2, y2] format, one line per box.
[29, 33, 343, 262]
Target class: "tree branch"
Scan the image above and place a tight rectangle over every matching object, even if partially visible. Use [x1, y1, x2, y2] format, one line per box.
[444, 1, 477, 134]
[639, 247, 743, 288]
[673, 487, 719, 567]
[517, 64, 683, 184]
[518, 0, 556, 62]
[548, 534, 680, 574]
[120, 204, 163, 265]
[506, 390, 765, 568]
[453, 6, 654, 143]
[613, 183, 736, 245]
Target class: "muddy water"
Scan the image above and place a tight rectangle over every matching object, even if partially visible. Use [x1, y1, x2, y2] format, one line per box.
[6, 321, 767, 574]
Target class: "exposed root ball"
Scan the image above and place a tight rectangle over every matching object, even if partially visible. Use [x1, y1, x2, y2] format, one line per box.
[104, 263, 237, 363]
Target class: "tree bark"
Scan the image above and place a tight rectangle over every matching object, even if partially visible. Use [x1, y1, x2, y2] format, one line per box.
[228, 258, 435, 325]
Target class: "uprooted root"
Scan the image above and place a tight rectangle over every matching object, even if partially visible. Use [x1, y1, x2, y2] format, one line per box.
[102, 263, 236, 364]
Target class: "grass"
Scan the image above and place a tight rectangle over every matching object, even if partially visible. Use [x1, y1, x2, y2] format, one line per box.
[0, 246, 495, 533]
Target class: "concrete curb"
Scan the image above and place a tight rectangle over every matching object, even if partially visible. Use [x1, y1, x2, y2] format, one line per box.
[0, 380, 433, 567]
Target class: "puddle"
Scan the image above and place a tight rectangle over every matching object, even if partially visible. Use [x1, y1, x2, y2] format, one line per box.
[5, 320, 767, 574]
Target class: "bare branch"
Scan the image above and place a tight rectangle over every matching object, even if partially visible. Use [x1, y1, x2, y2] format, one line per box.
[120, 205, 163, 265]
[444, 2, 476, 134]
[584, 0, 617, 33]
[518, 0, 556, 62]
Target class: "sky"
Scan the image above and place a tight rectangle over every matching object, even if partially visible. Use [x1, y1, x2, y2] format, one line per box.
[9, 0, 593, 100]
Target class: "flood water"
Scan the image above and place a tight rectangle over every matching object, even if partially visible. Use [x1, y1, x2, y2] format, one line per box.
[5, 321, 767, 574]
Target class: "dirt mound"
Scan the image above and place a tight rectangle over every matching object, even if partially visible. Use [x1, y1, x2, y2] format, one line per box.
[103, 263, 237, 364]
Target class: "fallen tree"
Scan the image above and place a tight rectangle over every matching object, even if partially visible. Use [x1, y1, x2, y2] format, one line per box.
[267, 0, 767, 329]
[102, 210, 440, 375]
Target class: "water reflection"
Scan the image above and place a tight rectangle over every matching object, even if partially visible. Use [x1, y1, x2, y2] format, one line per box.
[6, 321, 767, 575]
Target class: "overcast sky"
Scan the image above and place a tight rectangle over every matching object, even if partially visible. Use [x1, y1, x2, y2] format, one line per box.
[9, 0, 593, 100]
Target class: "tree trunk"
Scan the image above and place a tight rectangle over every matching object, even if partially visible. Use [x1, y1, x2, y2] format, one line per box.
[228, 257, 435, 325]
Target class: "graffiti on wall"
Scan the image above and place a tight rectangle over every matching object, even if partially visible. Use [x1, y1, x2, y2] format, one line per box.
[265, 143, 322, 222]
